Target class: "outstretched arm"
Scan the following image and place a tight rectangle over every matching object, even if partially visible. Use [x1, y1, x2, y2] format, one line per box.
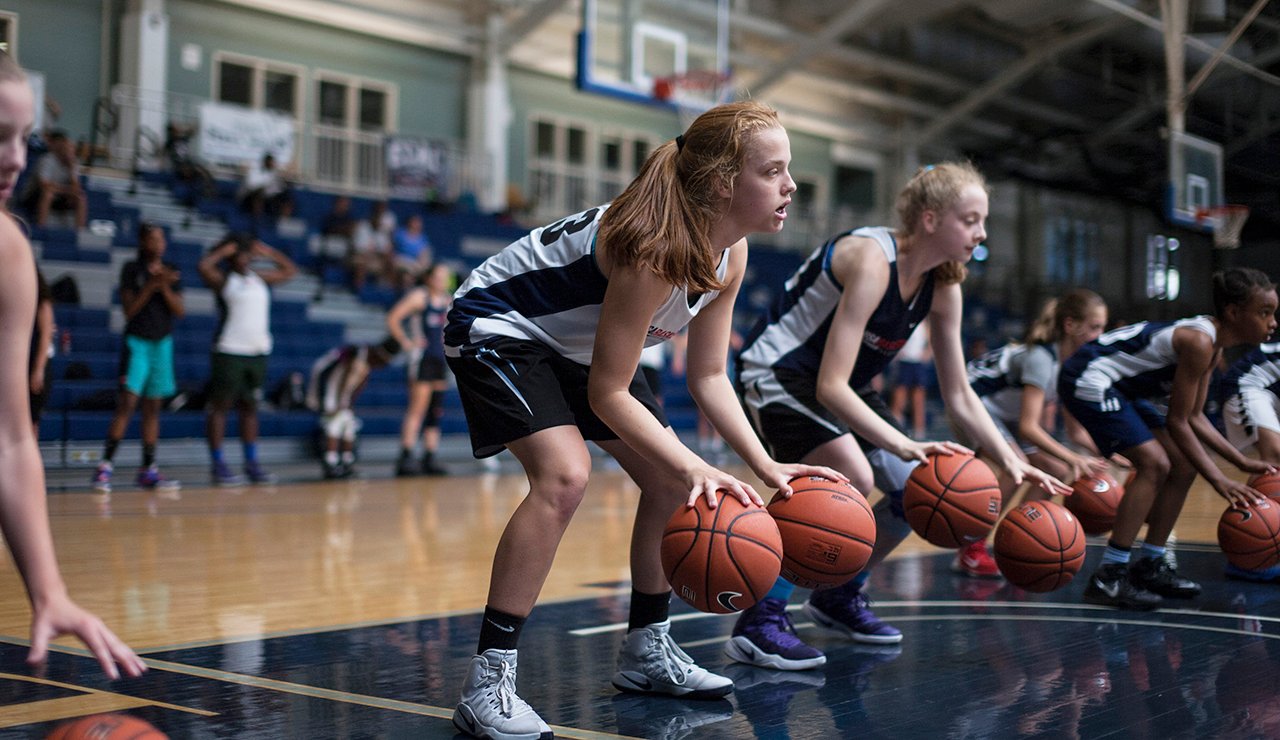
[0, 216, 145, 679]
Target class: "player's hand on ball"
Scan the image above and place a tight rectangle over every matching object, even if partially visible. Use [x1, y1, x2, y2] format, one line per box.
[761, 463, 847, 498]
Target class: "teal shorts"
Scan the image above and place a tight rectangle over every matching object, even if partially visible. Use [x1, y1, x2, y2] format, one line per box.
[120, 334, 176, 399]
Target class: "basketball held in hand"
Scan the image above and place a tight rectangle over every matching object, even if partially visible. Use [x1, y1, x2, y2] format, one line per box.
[661, 491, 783, 614]
[904, 452, 1001, 548]
[994, 500, 1086, 592]
[767, 476, 876, 589]
[1065, 472, 1123, 535]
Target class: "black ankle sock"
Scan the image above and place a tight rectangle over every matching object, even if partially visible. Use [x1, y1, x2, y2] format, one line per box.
[628, 589, 671, 631]
[103, 438, 119, 463]
[477, 606, 526, 652]
[142, 443, 156, 467]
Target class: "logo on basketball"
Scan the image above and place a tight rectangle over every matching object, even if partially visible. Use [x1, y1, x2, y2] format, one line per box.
[716, 591, 743, 611]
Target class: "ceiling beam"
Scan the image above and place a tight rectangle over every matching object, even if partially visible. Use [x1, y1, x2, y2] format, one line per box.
[918, 17, 1127, 145]
[213, 0, 479, 55]
[746, 0, 897, 96]
[499, 0, 572, 55]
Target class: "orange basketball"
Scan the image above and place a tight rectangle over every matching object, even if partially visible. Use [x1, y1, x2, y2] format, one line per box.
[46, 714, 168, 740]
[661, 491, 783, 614]
[1248, 470, 1280, 499]
[767, 476, 876, 589]
[993, 500, 1087, 592]
[903, 452, 1002, 548]
[1065, 472, 1123, 535]
[1218, 500, 1280, 570]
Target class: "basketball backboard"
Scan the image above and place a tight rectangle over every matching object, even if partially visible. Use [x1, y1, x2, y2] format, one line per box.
[1167, 130, 1224, 233]
[577, 0, 730, 112]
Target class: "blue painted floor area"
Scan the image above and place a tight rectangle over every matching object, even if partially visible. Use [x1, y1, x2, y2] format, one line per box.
[4, 545, 1280, 738]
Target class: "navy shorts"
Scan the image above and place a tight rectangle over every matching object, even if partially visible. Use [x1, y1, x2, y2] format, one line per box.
[1061, 392, 1166, 457]
[446, 337, 667, 458]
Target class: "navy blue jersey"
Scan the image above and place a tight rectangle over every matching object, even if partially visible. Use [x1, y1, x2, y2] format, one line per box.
[737, 226, 935, 391]
[420, 296, 449, 361]
[1222, 341, 1280, 399]
[1059, 317, 1215, 404]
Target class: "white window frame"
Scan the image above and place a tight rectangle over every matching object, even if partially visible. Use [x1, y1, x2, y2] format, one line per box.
[528, 113, 659, 221]
[0, 12, 18, 61]
[211, 51, 306, 120]
[312, 68, 399, 193]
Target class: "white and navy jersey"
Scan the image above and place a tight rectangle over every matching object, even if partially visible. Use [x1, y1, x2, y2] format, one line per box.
[420, 295, 449, 361]
[445, 205, 729, 365]
[1060, 317, 1216, 404]
[737, 227, 935, 391]
[1222, 342, 1280, 399]
[306, 345, 371, 415]
[967, 342, 1059, 424]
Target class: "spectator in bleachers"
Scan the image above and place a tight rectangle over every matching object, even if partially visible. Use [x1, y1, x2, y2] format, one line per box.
[391, 213, 431, 291]
[236, 152, 294, 226]
[26, 130, 87, 229]
[386, 263, 453, 476]
[350, 200, 395, 290]
[29, 269, 53, 434]
[0, 47, 147, 681]
[90, 223, 185, 493]
[306, 336, 401, 479]
[198, 232, 298, 486]
[163, 122, 215, 206]
[313, 195, 357, 299]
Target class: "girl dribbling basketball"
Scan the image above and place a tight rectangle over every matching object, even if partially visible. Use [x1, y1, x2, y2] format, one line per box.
[445, 101, 842, 740]
[1061, 267, 1277, 609]
[725, 162, 1069, 671]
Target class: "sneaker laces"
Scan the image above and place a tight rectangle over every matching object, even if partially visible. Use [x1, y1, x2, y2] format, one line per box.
[485, 659, 521, 718]
[648, 629, 692, 687]
[753, 601, 805, 648]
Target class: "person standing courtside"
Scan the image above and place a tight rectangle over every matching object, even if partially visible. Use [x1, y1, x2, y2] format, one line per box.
[198, 232, 297, 486]
[92, 223, 185, 493]
[0, 47, 146, 681]
[386, 263, 454, 476]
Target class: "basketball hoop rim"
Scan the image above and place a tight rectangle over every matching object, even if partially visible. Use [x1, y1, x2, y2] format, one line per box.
[652, 70, 733, 102]
[1196, 204, 1250, 249]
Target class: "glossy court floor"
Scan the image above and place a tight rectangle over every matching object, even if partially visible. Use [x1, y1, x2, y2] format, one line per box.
[2, 463, 1279, 739]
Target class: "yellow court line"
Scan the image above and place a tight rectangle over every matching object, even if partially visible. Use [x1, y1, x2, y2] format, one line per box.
[137, 658, 637, 740]
[0, 671, 215, 727]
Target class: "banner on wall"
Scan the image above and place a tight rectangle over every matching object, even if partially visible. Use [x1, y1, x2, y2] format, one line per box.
[197, 102, 295, 167]
[386, 135, 449, 200]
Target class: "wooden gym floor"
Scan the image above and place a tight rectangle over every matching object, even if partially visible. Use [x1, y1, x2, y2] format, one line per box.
[1, 460, 1279, 738]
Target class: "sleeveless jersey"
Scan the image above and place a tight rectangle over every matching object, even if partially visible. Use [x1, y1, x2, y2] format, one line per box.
[967, 342, 1059, 423]
[214, 270, 272, 356]
[445, 205, 730, 365]
[737, 226, 935, 390]
[1222, 342, 1280, 399]
[1060, 316, 1216, 403]
[420, 294, 449, 360]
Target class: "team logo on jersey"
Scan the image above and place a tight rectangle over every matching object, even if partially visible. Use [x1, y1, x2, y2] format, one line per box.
[863, 330, 907, 353]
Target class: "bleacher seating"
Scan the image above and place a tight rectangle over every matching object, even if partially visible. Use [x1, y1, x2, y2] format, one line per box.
[32, 165, 804, 452]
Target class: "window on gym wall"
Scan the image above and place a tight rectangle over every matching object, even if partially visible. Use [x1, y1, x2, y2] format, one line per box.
[212, 52, 304, 167]
[0, 12, 18, 58]
[528, 115, 657, 221]
[313, 71, 397, 192]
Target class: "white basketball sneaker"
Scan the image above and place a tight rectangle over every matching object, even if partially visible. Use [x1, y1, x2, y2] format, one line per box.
[453, 649, 552, 740]
[612, 620, 734, 699]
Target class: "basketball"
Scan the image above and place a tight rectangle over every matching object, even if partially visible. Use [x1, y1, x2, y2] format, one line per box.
[46, 714, 167, 740]
[1065, 472, 1124, 535]
[993, 500, 1087, 592]
[766, 476, 876, 589]
[903, 452, 1002, 548]
[661, 491, 783, 614]
[1218, 500, 1280, 571]
[1248, 470, 1280, 499]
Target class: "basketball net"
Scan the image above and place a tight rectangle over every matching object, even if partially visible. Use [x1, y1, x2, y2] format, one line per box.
[1197, 204, 1250, 249]
[653, 70, 734, 132]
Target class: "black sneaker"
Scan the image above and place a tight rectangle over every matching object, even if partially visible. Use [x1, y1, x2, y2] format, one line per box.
[1082, 562, 1162, 610]
[420, 455, 448, 476]
[1130, 556, 1201, 598]
[395, 453, 418, 477]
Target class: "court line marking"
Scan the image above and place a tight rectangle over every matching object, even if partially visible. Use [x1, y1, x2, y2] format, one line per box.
[569, 599, 1280, 636]
[0, 671, 215, 725]
[0, 644, 634, 740]
[678, 611, 1278, 647]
